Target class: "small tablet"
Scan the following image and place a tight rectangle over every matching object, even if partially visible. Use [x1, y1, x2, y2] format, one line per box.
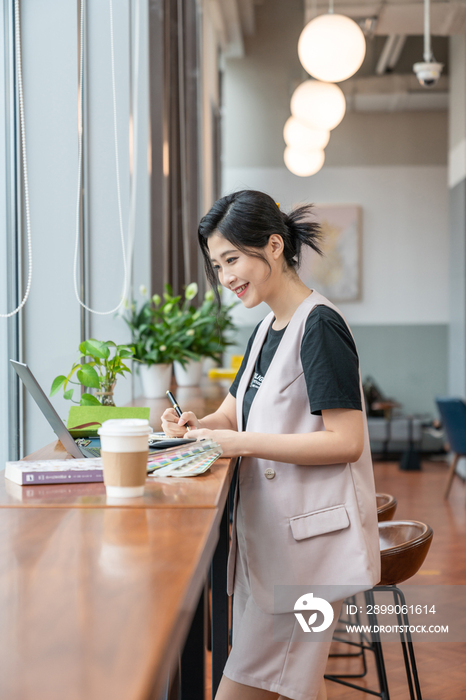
[148, 434, 197, 450]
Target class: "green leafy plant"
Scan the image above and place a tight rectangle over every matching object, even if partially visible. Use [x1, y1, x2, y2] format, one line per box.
[190, 287, 238, 362]
[123, 283, 237, 368]
[50, 339, 134, 406]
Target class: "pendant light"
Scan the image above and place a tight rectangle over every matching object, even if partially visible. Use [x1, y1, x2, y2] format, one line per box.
[298, 9, 366, 83]
[290, 80, 346, 132]
[284, 146, 325, 177]
[283, 117, 330, 151]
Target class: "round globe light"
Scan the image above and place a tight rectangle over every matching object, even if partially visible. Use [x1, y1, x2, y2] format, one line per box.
[283, 117, 330, 151]
[284, 146, 325, 177]
[298, 14, 366, 83]
[290, 80, 346, 131]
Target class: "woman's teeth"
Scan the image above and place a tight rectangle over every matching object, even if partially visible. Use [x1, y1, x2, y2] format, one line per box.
[236, 284, 248, 296]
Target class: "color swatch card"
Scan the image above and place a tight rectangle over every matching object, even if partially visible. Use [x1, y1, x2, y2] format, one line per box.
[147, 440, 222, 477]
[148, 448, 222, 477]
[146, 439, 220, 471]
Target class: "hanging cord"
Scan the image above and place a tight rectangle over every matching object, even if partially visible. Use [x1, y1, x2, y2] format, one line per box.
[1, 0, 33, 318]
[123, 0, 140, 309]
[73, 0, 128, 315]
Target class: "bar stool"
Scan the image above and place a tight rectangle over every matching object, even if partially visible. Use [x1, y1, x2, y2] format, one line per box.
[329, 493, 399, 671]
[325, 519, 433, 700]
[376, 493, 398, 522]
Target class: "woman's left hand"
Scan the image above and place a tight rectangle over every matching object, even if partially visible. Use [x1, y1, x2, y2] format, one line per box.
[187, 428, 243, 459]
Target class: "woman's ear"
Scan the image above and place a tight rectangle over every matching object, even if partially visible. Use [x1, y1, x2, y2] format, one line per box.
[268, 234, 284, 260]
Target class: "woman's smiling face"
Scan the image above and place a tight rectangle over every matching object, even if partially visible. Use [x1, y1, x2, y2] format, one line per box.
[207, 232, 273, 308]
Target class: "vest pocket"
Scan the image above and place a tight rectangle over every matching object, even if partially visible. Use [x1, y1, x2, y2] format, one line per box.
[289, 504, 349, 541]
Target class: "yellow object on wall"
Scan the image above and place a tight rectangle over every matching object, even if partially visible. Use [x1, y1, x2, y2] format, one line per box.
[208, 355, 243, 381]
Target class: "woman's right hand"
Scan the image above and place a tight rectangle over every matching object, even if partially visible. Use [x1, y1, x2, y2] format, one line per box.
[161, 408, 201, 437]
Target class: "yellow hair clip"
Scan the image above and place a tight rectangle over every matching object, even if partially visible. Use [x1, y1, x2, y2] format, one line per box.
[276, 202, 280, 209]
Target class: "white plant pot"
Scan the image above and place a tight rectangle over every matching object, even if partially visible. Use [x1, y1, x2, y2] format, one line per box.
[202, 357, 217, 375]
[140, 363, 172, 399]
[174, 359, 203, 387]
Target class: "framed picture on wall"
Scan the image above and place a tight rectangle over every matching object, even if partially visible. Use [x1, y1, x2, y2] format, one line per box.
[299, 204, 362, 302]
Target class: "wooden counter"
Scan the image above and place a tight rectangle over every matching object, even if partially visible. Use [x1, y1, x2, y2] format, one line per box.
[0, 381, 233, 700]
[0, 507, 219, 700]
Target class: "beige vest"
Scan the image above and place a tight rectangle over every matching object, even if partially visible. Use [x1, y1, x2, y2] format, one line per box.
[228, 291, 381, 614]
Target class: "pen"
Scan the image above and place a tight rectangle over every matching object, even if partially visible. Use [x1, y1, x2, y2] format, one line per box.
[166, 390, 191, 431]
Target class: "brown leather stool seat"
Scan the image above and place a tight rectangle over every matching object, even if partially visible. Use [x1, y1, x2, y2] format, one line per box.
[376, 493, 397, 522]
[379, 520, 433, 585]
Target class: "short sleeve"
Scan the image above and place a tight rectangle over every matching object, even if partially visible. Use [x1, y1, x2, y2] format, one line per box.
[300, 306, 362, 415]
[229, 324, 260, 398]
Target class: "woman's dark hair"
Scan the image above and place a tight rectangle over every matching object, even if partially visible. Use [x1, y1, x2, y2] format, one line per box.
[198, 190, 323, 304]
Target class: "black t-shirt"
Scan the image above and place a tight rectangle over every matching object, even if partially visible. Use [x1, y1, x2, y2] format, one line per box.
[229, 305, 362, 429]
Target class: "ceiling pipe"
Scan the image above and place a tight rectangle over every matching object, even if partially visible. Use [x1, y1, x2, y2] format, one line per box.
[387, 35, 406, 69]
[376, 35, 398, 75]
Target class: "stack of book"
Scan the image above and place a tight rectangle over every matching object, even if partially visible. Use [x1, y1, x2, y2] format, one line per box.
[5, 459, 103, 486]
[5, 438, 222, 486]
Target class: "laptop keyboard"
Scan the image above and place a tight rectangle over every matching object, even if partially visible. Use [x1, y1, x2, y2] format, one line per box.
[86, 446, 101, 457]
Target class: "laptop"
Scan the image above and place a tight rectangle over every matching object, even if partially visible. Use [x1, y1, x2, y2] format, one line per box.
[10, 361, 195, 458]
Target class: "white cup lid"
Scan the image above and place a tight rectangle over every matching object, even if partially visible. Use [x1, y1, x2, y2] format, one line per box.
[98, 418, 151, 437]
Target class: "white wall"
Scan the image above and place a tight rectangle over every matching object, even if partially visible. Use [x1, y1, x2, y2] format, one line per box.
[223, 165, 449, 326]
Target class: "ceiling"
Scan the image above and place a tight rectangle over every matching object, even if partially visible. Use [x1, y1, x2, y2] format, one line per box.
[305, 0, 466, 35]
[218, 0, 462, 110]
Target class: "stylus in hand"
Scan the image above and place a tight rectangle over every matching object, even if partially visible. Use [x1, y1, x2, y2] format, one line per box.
[166, 390, 191, 431]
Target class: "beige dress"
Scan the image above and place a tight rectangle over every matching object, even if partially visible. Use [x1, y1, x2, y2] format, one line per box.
[224, 489, 343, 700]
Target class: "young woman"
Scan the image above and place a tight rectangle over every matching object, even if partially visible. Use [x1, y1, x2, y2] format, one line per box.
[161, 190, 380, 700]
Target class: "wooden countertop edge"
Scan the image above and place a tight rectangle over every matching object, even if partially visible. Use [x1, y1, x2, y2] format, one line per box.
[141, 509, 221, 700]
[9, 440, 237, 511]
[2, 458, 236, 510]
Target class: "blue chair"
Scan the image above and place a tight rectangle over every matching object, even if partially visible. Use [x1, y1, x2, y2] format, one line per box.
[435, 397, 466, 499]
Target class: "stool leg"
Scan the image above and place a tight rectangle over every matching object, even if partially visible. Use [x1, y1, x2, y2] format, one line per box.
[365, 590, 390, 700]
[444, 453, 459, 499]
[325, 589, 390, 698]
[329, 596, 369, 678]
[391, 586, 423, 700]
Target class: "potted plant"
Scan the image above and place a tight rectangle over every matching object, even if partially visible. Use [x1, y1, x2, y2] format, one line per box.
[50, 339, 134, 407]
[156, 282, 238, 387]
[123, 283, 237, 394]
[123, 284, 200, 397]
[173, 286, 238, 384]
[200, 287, 238, 374]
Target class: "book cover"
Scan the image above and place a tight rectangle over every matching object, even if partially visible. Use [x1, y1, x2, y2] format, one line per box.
[5, 458, 103, 486]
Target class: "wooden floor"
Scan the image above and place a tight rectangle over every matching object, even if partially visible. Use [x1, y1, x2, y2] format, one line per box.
[206, 458, 466, 700]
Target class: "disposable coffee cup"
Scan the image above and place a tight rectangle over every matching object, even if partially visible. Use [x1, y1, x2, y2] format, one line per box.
[98, 419, 151, 498]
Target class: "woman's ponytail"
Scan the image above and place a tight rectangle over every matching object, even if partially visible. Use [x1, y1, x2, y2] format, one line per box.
[281, 205, 323, 270]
